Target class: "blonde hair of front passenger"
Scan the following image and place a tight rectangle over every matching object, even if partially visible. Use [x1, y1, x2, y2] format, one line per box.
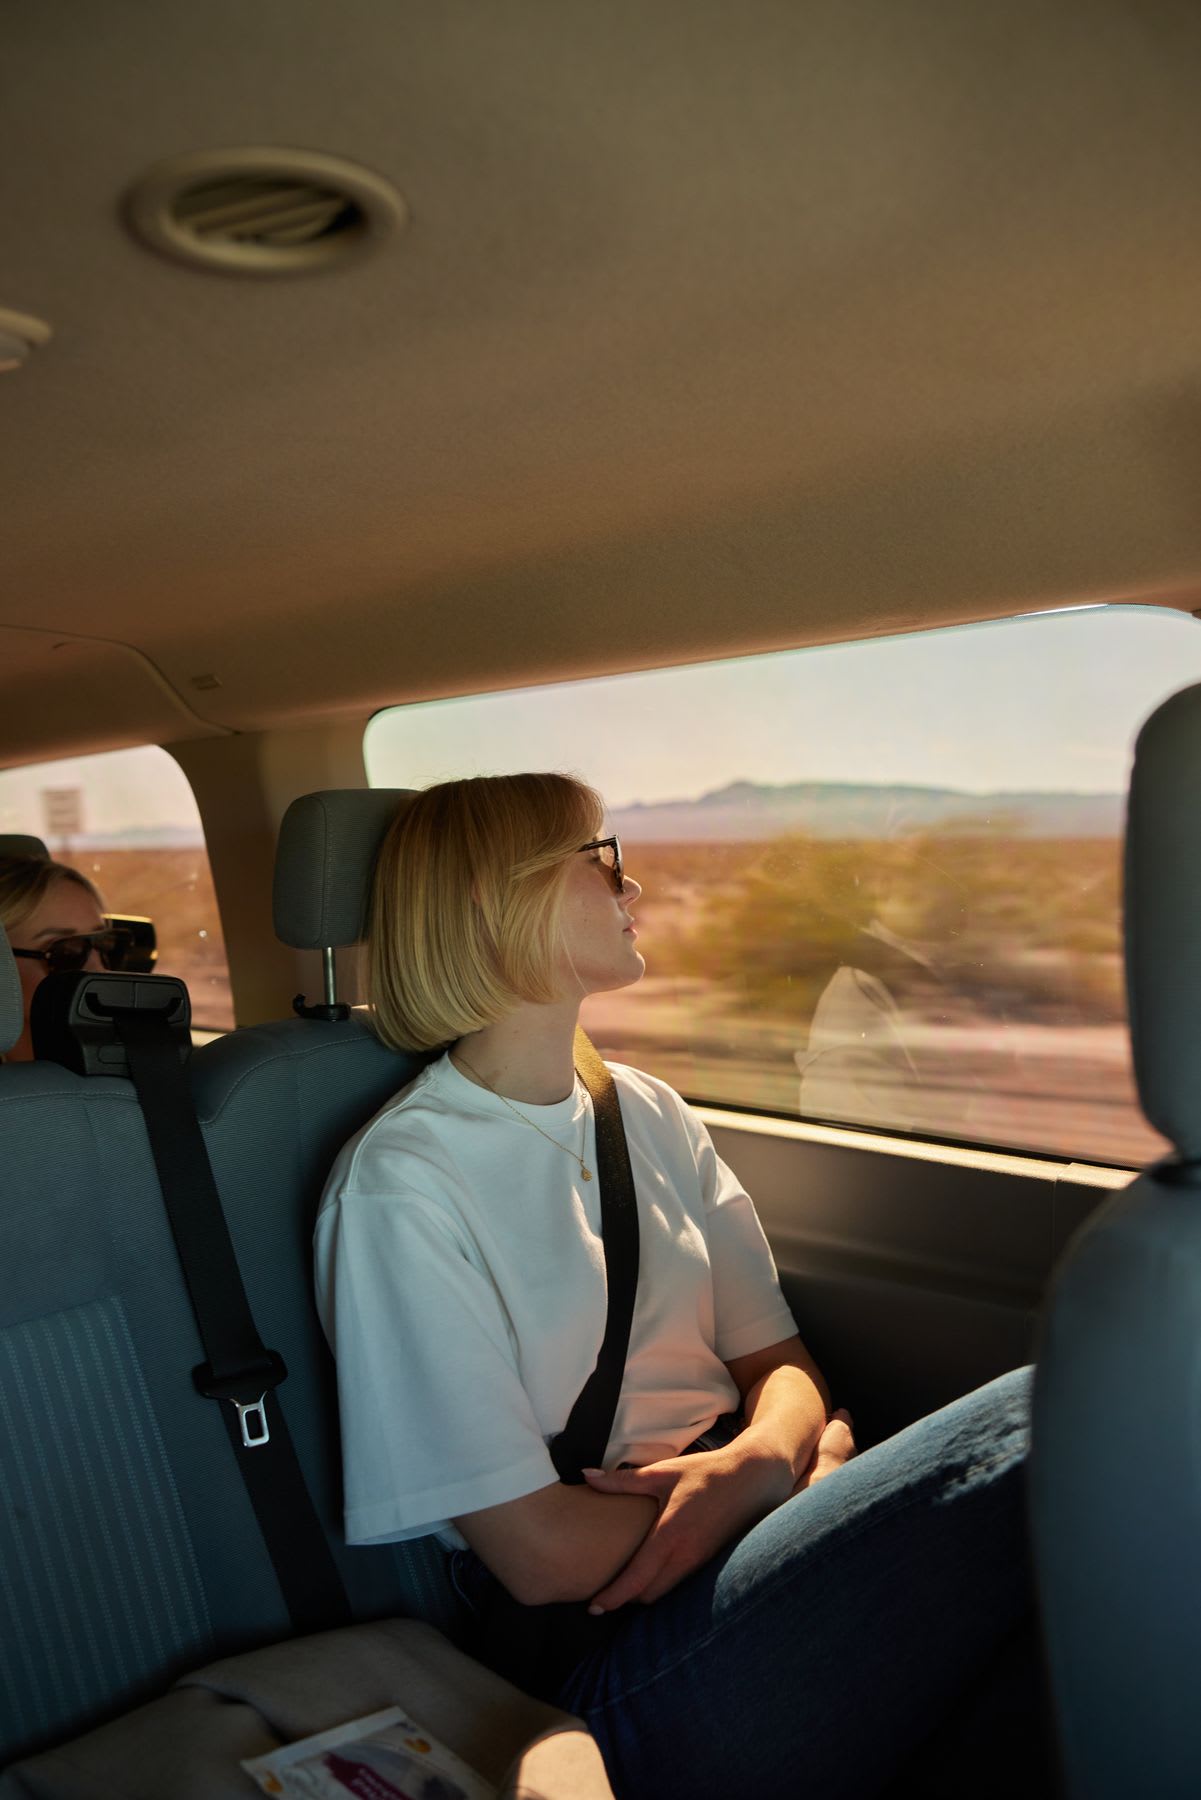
[0, 857, 104, 936]
[367, 772, 605, 1053]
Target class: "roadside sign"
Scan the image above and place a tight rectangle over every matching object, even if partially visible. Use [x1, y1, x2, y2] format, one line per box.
[41, 786, 83, 849]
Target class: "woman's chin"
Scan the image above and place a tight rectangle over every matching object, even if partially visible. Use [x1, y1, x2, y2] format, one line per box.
[578, 957, 646, 999]
[610, 952, 646, 992]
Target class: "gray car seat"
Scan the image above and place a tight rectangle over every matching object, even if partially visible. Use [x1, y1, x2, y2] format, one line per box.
[0, 923, 20, 1042]
[1031, 681, 1201, 1798]
[1, 929, 240, 1764]
[0, 790, 461, 1769]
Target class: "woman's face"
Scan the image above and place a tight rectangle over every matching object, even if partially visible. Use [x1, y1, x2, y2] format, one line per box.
[6, 877, 107, 1062]
[557, 843, 644, 998]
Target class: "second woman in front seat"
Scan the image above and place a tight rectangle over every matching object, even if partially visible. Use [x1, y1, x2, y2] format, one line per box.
[0, 855, 120, 1061]
[315, 772, 1051, 1800]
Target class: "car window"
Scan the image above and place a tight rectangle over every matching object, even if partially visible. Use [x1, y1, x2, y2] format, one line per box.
[0, 744, 233, 1031]
[366, 604, 1201, 1168]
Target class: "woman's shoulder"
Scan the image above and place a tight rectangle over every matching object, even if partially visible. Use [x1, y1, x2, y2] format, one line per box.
[321, 1054, 467, 1199]
[606, 1057, 678, 1100]
[605, 1059, 702, 1137]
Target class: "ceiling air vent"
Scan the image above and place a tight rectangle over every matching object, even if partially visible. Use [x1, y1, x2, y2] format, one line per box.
[124, 147, 408, 276]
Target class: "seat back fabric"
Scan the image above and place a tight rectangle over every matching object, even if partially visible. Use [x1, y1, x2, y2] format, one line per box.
[1031, 679, 1201, 1797]
[1, 1055, 247, 1764]
[189, 1017, 450, 1627]
[0, 947, 450, 1766]
[0, 926, 21, 1054]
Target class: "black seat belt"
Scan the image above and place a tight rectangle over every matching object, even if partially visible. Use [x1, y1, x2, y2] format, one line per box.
[110, 1001, 352, 1634]
[548, 1028, 641, 1483]
[469, 1029, 642, 1697]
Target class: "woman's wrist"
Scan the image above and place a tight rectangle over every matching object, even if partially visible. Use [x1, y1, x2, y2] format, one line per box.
[715, 1434, 802, 1517]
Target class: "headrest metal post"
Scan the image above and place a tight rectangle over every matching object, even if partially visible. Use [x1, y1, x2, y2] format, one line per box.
[291, 943, 351, 1023]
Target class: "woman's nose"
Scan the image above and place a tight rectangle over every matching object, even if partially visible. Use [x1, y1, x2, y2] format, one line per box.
[84, 948, 105, 972]
[621, 874, 642, 904]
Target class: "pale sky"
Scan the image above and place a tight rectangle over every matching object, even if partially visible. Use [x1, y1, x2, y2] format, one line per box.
[2, 606, 1200, 838]
[366, 605, 1201, 808]
[0, 745, 202, 839]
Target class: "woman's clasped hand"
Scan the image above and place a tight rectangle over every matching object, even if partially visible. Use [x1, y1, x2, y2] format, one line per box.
[582, 1404, 857, 1614]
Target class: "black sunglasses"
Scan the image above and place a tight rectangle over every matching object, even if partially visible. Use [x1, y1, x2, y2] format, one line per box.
[12, 927, 134, 975]
[577, 835, 624, 894]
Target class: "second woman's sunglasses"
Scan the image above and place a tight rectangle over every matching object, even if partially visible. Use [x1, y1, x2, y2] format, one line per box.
[11, 927, 134, 975]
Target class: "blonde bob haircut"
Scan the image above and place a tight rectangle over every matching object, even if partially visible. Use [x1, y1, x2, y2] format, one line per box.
[367, 772, 604, 1052]
[0, 856, 104, 936]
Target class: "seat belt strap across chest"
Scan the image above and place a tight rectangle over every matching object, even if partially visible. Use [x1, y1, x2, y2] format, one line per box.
[548, 1029, 641, 1484]
[111, 1004, 352, 1634]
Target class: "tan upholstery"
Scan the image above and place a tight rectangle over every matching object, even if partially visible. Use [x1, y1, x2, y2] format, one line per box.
[0, 1619, 614, 1800]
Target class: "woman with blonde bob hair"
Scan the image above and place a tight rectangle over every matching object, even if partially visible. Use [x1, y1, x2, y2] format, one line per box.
[366, 772, 607, 1053]
[316, 772, 1050, 1800]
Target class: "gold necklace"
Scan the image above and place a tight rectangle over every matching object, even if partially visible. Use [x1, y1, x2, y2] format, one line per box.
[452, 1047, 593, 1182]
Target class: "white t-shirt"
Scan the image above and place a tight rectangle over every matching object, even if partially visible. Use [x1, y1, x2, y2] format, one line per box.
[313, 1052, 798, 1548]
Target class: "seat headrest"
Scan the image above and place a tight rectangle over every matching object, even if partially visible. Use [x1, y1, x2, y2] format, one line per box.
[31, 969, 191, 1075]
[273, 789, 414, 949]
[1126, 681, 1201, 1160]
[0, 925, 24, 1055]
[0, 835, 49, 860]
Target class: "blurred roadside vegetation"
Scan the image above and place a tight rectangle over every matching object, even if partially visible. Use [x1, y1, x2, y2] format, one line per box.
[632, 832, 1124, 1024]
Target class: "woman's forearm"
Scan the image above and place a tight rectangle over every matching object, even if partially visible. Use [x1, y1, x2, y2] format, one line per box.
[730, 1361, 830, 1507]
[460, 1357, 829, 1609]
[578, 1364, 832, 1615]
[456, 1481, 658, 1606]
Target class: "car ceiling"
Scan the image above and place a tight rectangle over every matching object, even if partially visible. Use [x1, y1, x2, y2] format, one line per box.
[4, 0, 1201, 765]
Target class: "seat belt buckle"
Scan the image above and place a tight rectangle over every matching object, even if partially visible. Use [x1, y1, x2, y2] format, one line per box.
[231, 1393, 271, 1448]
[193, 1350, 288, 1449]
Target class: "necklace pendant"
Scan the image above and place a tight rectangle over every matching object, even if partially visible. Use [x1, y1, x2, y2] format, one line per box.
[581, 1164, 593, 1182]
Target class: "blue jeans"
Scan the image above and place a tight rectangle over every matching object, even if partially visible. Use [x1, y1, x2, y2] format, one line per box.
[546, 1367, 1045, 1800]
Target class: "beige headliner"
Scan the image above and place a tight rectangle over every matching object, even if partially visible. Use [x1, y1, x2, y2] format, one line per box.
[4, 0, 1201, 766]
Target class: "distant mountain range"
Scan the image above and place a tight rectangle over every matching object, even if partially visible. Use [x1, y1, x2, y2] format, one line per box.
[26, 783, 1123, 853]
[610, 779, 1123, 841]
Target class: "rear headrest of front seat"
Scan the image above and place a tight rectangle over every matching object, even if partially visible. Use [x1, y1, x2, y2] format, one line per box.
[0, 926, 24, 1055]
[273, 789, 414, 950]
[1125, 679, 1201, 1163]
[0, 835, 49, 860]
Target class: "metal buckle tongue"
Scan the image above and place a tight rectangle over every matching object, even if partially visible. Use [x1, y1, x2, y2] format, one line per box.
[193, 1350, 288, 1450]
[232, 1393, 271, 1448]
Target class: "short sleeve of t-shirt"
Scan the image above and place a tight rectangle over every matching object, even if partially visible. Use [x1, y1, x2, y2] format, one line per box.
[654, 1082, 798, 1362]
[314, 1186, 559, 1545]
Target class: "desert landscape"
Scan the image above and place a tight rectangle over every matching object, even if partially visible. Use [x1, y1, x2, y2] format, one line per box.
[60, 829, 1161, 1167]
[581, 834, 1163, 1168]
